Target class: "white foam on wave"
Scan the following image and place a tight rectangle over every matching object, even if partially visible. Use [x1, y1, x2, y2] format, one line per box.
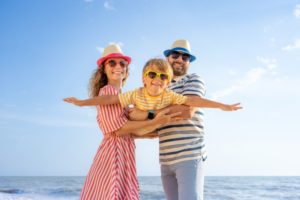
[0, 193, 78, 200]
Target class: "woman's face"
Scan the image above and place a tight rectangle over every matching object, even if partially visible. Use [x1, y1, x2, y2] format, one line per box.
[104, 58, 128, 83]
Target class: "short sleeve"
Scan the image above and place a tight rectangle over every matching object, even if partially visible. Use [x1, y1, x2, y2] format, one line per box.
[170, 91, 188, 105]
[97, 85, 128, 133]
[118, 89, 136, 108]
[182, 73, 206, 97]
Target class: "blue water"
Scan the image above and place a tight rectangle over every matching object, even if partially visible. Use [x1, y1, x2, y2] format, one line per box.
[0, 176, 300, 200]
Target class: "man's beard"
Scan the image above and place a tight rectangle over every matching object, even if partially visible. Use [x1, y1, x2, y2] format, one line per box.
[171, 62, 187, 76]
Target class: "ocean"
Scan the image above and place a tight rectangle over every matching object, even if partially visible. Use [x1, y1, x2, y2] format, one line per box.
[0, 176, 299, 200]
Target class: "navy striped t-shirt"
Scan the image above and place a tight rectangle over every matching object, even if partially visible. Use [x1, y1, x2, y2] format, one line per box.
[158, 73, 207, 165]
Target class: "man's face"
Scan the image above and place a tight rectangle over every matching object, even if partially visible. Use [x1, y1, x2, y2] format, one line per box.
[167, 51, 190, 77]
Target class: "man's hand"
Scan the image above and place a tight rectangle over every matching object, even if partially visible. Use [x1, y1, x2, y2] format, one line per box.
[220, 103, 243, 111]
[152, 108, 182, 125]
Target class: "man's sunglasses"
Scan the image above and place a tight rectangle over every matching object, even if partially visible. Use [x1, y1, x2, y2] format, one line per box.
[105, 60, 128, 68]
[145, 70, 170, 81]
[170, 51, 191, 62]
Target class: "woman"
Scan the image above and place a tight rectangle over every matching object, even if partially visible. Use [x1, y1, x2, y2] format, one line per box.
[71, 44, 177, 200]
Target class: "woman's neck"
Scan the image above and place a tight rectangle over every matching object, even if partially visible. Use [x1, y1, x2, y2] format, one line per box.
[108, 80, 123, 91]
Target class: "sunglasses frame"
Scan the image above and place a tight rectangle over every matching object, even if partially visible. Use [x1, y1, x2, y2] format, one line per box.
[105, 59, 129, 68]
[144, 70, 170, 81]
[170, 51, 191, 62]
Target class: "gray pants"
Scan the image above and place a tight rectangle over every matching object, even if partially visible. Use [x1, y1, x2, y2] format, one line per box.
[161, 158, 205, 200]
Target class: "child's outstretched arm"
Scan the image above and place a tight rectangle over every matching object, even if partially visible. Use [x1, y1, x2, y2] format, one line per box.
[63, 95, 119, 106]
[185, 96, 242, 111]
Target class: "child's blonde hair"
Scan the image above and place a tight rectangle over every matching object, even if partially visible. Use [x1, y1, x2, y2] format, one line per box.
[142, 58, 173, 80]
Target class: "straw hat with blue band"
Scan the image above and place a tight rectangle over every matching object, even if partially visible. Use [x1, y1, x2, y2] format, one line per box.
[163, 39, 196, 62]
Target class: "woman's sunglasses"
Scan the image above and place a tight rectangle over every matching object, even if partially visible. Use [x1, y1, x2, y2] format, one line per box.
[105, 60, 128, 68]
[145, 70, 170, 81]
[170, 51, 191, 62]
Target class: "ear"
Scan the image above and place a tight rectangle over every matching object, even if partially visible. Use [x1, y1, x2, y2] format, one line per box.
[166, 56, 171, 63]
[142, 76, 146, 86]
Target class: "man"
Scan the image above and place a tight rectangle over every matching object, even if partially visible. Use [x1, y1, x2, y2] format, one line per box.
[158, 39, 206, 200]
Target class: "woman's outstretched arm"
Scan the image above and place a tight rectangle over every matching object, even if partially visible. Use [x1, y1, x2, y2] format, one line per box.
[63, 95, 119, 106]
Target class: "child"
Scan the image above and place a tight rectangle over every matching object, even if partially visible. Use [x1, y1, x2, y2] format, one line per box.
[64, 58, 242, 112]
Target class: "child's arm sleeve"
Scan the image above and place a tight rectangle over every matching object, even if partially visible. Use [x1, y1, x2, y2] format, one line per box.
[118, 90, 135, 108]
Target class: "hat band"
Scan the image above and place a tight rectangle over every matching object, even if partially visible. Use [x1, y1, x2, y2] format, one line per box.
[170, 47, 191, 55]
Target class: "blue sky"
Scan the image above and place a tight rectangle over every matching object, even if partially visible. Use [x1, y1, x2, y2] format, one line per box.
[1, 0, 300, 176]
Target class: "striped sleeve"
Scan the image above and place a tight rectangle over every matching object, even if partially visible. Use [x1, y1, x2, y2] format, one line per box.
[97, 86, 128, 133]
[182, 73, 206, 97]
[118, 89, 137, 108]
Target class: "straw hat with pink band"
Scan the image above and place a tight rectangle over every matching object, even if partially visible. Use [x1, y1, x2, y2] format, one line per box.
[97, 44, 131, 67]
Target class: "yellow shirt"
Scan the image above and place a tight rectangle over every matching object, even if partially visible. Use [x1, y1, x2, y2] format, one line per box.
[118, 87, 187, 111]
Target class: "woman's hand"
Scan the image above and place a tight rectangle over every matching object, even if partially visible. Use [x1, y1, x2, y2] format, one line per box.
[128, 107, 148, 120]
[63, 97, 84, 106]
[220, 103, 242, 111]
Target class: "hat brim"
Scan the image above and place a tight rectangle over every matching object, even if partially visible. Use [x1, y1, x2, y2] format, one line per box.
[163, 48, 196, 62]
[97, 53, 132, 66]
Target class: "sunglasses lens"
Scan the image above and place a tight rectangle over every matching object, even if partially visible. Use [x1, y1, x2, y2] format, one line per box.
[171, 51, 190, 62]
[107, 60, 128, 68]
[119, 61, 128, 68]
[171, 52, 180, 59]
[148, 72, 157, 79]
[181, 54, 190, 62]
[160, 74, 169, 80]
[107, 60, 117, 67]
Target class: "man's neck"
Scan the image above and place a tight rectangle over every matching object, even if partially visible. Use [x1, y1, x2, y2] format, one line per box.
[173, 74, 186, 81]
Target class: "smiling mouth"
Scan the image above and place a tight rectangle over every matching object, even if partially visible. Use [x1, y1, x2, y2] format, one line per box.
[112, 71, 123, 74]
[151, 83, 162, 87]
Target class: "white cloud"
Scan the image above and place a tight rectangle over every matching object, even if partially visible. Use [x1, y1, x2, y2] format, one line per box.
[96, 42, 123, 53]
[96, 47, 104, 53]
[294, 4, 300, 19]
[256, 56, 277, 69]
[282, 39, 300, 51]
[212, 68, 266, 99]
[212, 57, 277, 100]
[104, 1, 115, 10]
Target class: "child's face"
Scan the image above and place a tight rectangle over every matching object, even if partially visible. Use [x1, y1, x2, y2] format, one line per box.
[104, 58, 128, 83]
[142, 65, 170, 96]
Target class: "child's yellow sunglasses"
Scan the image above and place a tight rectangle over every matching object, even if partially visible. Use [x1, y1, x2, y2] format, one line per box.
[144, 70, 170, 81]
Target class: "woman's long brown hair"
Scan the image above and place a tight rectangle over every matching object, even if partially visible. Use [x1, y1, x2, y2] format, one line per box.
[88, 63, 129, 97]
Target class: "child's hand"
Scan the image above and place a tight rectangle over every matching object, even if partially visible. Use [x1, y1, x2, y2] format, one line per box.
[221, 103, 242, 111]
[63, 97, 84, 106]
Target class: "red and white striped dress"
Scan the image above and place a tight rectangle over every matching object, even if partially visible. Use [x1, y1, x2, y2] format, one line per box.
[80, 85, 139, 200]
